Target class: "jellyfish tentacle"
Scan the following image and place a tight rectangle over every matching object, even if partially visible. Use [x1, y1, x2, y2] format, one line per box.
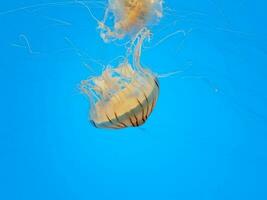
[157, 70, 184, 78]
[134, 28, 149, 71]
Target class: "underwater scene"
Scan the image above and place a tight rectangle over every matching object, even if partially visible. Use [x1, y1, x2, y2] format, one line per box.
[0, 0, 267, 199]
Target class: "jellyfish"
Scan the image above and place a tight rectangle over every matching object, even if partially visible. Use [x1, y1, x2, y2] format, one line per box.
[98, 0, 163, 42]
[81, 28, 159, 129]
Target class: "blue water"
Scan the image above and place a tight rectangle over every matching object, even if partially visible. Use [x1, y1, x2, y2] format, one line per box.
[1, 1, 267, 200]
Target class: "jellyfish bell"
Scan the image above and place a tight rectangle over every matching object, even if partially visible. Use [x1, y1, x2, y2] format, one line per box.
[81, 28, 159, 129]
[98, 0, 163, 42]
[82, 64, 159, 129]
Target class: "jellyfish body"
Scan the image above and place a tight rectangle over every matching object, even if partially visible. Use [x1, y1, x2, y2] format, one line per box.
[99, 0, 163, 42]
[81, 28, 159, 129]
[81, 0, 164, 129]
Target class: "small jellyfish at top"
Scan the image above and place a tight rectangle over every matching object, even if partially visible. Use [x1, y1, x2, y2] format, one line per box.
[81, 28, 159, 129]
[98, 0, 163, 42]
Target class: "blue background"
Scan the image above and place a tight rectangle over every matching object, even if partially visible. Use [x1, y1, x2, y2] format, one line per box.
[1, 1, 267, 199]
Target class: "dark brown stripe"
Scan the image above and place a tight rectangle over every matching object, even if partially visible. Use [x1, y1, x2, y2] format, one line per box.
[114, 112, 127, 128]
[90, 120, 98, 128]
[128, 116, 136, 127]
[106, 114, 123, 128]
[154, 78, 159, 89]
[136, 98, 145, 122]
[144, 93, 149, 120]
[133, 113, 139, 126]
